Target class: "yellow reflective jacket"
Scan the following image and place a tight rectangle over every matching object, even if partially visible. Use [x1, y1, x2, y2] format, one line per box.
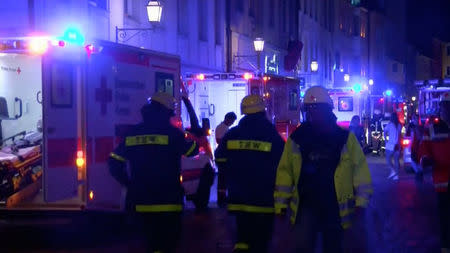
[274, 131, 372, 229]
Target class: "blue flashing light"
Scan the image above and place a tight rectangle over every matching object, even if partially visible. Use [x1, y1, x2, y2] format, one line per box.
[385, 89, 393, 96]
[352, 83, 362, 93]
[300, 91, 305, 98]
[62, 27, 85, 45]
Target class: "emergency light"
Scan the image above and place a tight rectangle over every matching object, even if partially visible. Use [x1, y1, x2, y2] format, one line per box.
[352, 84, 362, 93]
[385, 90, 393, 96]
[62, 27, 85, 45]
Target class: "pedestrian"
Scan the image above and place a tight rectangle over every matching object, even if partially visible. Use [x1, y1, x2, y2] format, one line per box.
[215, 95, 284, 253]
[215, 111, 237, 207]
[108, 92, 198, 253]
[420, 92, 450, 253]
[215, 112, 237, 144]
[349, 115, 365, 148]
[406, 114, 423, 178]
[274, 86, 373, 253]
[384, 112, 402, 180]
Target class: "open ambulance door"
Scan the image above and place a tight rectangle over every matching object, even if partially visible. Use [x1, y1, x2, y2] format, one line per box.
[42, 53, 84, 204]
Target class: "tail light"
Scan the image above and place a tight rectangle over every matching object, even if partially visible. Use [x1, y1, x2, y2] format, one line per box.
[89, 190, 94, 200]
[76, 150, 85, 168]
[434, 118, 439, 124]
[402, 139, 411, 147]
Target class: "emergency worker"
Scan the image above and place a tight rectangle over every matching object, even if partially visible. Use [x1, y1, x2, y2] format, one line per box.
[215, 95, 284, 253]
[420, 92, 450, 253]
[108, 92, 198, 253]
[216, 112, 237, 207]
[274, 86, 373, 253]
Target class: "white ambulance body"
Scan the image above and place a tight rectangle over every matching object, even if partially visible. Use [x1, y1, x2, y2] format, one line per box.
[329, 88, 364, 128]
[0, 37, 206, 213]
[184, 73, 256, 152]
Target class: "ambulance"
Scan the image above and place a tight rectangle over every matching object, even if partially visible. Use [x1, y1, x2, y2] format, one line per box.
[0, 35, 212, 214]
[416, 79, 450, 124]
[184, 73, 301, 150]
[328, 87, 365, 129]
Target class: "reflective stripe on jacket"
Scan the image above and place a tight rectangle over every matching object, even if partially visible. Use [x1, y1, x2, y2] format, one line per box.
[274, 132, 373, 229]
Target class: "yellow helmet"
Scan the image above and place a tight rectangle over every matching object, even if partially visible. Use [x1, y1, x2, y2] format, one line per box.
[241, 95, 265, 114]
[303, 86, 333, 107]
[150, 92, 176, 111]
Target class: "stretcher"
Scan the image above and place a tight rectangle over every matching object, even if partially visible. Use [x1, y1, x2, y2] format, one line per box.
[0, 144, 43, 206]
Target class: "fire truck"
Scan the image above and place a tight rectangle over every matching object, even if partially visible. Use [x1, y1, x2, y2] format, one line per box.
[0, 35, 212, 215]
[184, 73, 301, 150]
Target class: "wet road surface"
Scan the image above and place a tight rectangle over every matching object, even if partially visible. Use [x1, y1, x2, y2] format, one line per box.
[0, 156, 442, 253]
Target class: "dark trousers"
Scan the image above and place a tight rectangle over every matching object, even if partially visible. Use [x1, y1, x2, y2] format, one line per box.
[293, 207, 343, 253]
[234, 212, 274, 253]
[437, 191, 450, 248]
[139, 212, 182, 253]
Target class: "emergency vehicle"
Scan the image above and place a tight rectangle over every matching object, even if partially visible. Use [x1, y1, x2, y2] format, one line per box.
[328, 87, 365, 129]
[416, 79, 450, 124]
[0, 35, 212, 214]
[184, 73, 301, 150]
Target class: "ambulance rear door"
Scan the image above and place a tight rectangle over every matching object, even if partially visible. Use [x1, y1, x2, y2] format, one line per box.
[42, 49, 85, 204]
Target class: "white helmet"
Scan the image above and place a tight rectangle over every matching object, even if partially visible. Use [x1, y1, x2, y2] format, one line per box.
[440, 92, 450, 102]
[303, 86, 333, 107]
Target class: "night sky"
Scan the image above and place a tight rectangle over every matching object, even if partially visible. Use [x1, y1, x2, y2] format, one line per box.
[407, 0, 450, 54]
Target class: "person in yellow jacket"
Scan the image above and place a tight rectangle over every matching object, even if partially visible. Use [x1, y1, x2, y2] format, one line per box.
[274, 86, 373, 253]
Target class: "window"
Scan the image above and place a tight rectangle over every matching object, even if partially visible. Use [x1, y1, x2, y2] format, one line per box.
[124, 0, 139, 19]
[215, 0, 223, 44]
[269, 0, 275, 27]
[304, 0, 307, 14]
[353, 15, 360, 37]
[360, 19, 366, 38]
[315, 0, 318, 21]
[447, 45, 450, 56]
[338, 97, 354, 112]
[309, 0, 313, 17]
[447, 66, 450, 76]
[289, 90, 299, 110]
[177, 0, 189, 35]
[198, 0, 207, 41]
[89, 0, 108, 10]
[392, 63, 398, 73]
[235, 0, 244, 12]
[156, 72, 174, 96]
[281, 0, 287, 32]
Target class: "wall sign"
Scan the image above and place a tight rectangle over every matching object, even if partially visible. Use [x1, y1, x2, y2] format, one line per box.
[265, 54, 279, 75]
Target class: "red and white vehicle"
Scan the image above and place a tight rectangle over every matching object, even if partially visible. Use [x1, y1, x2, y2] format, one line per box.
[0, 35, 212, 215]
[184, 73, 301, 149]
[328, 88, 365, 129]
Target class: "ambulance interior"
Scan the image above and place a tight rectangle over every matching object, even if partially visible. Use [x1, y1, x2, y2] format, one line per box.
[0, 53, 45, 208]
[0, 53, 84, 209]
[187, 79, 247, 152]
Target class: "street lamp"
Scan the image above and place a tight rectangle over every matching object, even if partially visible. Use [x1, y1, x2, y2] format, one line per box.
[369, 79, 374, 85]
[116, 0, 163, 43]
[310, 60, 318, 72]
[254, 38, 264, 72]
[344, 74, 350, 82]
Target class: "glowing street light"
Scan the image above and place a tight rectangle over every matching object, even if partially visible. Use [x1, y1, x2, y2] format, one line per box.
[310, 61, 319, 72]
[412, 96, 416, 102]
[369, 79, 374, 85]
[253, 38, 265, 52]
[344, 74, 350, 82]
[116, 0, 163, 43]
[146, 0, 163, 22]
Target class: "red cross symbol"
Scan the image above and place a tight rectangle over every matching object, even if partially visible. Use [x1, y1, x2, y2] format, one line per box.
[95, 76, 112, 115]
[17, 67, 21, 75]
